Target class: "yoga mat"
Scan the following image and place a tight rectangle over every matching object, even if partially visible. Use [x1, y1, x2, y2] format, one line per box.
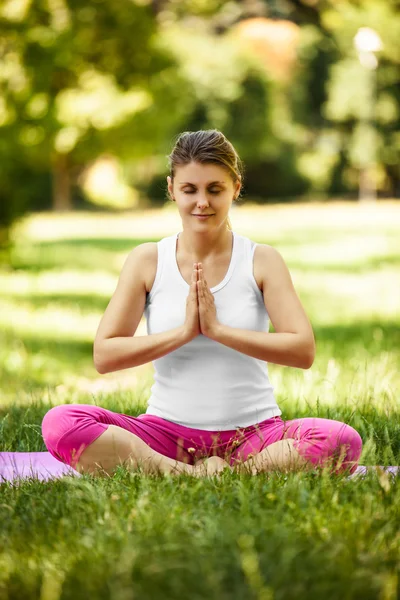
[0, 452, 81, 483]
[349, 465, 399, 478]
[0, 452, 398, 483]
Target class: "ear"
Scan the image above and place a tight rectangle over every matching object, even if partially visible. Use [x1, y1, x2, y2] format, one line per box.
[167, 176, 174, 199]
[234, 179, 241, 198]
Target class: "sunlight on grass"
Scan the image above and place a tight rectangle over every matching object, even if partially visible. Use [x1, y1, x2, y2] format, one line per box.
[12, 208, 182, 241]
[0, 270, 117, 298]
[281, 233, 397, 265]
[292, 267, 400, 325]
[270, 351, 399, 413]
[0, 299, 101, 342]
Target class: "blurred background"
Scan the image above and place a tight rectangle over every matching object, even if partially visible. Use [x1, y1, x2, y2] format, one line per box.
[1, 0, 399, 238]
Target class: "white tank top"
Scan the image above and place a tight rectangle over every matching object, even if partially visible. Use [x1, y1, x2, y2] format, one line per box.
[143, 230, 281, 430]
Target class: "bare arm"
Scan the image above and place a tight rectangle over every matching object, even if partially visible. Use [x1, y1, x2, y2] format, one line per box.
[209, 327, 313, 369]
[93, 244, 188, 374]
[209, 245, 315, 369]
[95, 328, 189, 374]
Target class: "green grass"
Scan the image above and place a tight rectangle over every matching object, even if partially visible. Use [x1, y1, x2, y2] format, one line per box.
[1, 203, 399, 599]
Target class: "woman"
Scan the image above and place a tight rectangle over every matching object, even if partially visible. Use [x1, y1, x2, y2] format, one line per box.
[42, 130, 362, 478]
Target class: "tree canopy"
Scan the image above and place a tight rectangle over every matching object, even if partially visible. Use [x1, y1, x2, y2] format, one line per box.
[1, 0, 399, 239]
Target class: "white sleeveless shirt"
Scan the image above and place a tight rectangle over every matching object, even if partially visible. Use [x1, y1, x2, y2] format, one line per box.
[143, 230, 281, 430]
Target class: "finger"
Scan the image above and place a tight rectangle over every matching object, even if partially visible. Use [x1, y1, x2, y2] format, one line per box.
[192, 269, 198, 295]
[198, 265, 205, 285]
[199, 265, 208, 288]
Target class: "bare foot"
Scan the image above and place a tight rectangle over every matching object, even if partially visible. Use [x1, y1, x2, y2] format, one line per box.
[193, 456, 233, 478]
[231, 456, 259, 475]
[232, 462, 259, 476]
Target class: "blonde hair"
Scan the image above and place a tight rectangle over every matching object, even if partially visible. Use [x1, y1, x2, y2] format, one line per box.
[168, 129, 244, 230]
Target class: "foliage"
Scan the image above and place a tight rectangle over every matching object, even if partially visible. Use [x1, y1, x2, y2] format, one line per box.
[0, 0, 184, 230]
[1, 0, 400, 238]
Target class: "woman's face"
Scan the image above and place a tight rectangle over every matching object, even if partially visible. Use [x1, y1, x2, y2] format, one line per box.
[167, 161, 240, 230]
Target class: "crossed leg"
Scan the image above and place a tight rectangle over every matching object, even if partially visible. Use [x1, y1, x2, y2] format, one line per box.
[43, 405, 362, 478]
[194, 439, 308, 476]
[230, 417, 363, 476]
[74, 427, 323, 478]
[76, 425, 233, 478]
[233, 439, 309, 475]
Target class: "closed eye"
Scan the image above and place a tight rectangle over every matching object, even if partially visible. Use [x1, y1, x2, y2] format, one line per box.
[183, 191, 220, 195]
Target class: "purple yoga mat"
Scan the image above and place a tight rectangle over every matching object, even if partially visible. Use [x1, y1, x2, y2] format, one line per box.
[0, 452, 81, 483]
[0, 452, 398, 483]
[350, 465, 399, 478]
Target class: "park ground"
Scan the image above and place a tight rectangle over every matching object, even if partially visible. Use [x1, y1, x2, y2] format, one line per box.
[0, 201, 399, 599]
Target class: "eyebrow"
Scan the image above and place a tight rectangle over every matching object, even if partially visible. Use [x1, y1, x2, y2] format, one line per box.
[178, 181, 226, 186]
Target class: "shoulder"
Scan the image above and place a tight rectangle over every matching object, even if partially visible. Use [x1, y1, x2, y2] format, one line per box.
[125, 241, 158, 265]
[253, 243, 289, 292]
[254, 243, 283, 262]
[124, 242, 158, 293]
[132, 241, 158, 259]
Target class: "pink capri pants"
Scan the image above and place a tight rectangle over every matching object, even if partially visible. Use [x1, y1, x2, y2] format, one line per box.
[41, 404, 363, 474]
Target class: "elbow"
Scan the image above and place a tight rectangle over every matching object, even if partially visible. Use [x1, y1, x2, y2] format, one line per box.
[295, 335, 315, 369]
[301, 341, 316, 369]
[301, 355, 314, 370]
[94, 361, 108, 375]
[94, 357, 108, 375]
[93, 343, 109, 374]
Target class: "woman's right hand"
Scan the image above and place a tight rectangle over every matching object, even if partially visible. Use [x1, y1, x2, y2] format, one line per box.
[183, 263, 201, 342]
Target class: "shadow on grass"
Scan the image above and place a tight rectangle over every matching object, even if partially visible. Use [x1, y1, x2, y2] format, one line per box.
[1, 328, 95, 391]
[8, 237, 157, 273]
[3, 329, 93, 363]
[272, 319, 400, 355]
[314, 320, 400, 348]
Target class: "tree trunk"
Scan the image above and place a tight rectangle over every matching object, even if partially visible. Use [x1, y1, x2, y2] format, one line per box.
[52, 153, 72, 211]
[359, 167, 377, 203]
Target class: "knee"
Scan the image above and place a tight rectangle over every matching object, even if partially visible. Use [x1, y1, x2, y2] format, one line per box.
[339, 424, 363, 459]
[41, 404, 77, 462]
[295, 419, 363, 474]
[42, 405, 64, 447]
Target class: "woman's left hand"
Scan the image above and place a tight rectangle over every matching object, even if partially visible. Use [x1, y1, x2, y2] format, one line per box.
[196, 263, 220, 339]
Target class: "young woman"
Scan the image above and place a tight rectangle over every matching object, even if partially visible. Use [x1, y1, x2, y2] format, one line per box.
[41, 130, 362, 478]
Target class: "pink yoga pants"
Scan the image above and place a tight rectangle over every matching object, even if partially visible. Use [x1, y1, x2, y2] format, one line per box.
[41, 404, 363, 474]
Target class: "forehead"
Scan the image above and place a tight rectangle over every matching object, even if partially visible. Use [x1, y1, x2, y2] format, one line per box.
[175, 161, 230, 184]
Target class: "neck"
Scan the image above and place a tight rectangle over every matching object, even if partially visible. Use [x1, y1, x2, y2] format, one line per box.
[178, 227, 233, 263]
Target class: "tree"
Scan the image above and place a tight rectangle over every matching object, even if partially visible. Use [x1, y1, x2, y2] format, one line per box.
[0, 0, 182, 240]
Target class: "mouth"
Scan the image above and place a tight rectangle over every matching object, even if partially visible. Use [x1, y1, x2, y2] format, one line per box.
[192, 214, 214, 218]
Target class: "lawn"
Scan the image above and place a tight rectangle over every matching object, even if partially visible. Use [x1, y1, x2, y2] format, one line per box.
[0, 201, 399, 599]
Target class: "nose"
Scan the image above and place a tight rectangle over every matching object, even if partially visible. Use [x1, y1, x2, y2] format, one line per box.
[196, 196, 210, 208]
